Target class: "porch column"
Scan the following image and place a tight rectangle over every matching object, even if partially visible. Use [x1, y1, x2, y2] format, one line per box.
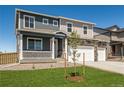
[19, 34, 23, 61]
[121, 43, 123, 60]
[65, 37, 68, 60]
[106, 42, 110, 59]
[52, 37, 55, 59]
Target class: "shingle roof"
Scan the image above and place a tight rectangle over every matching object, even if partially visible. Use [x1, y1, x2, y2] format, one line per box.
[105, 25, 120, 30]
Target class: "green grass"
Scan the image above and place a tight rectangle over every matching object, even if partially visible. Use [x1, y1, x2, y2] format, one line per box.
[0, 66, 124, 87]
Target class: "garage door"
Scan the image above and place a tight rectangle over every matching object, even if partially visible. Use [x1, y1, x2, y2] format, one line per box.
[68, 46, 94, 64]
[97, 48, 106, 61]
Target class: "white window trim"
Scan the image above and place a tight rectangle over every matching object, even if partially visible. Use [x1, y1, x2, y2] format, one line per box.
[59, 19, 61, 30]
[83, 25, 88, 35]
[42, 18, 49, 25]
[23, 15, 35, 29]
[27, 37, 43, 50]
[53, 20, 58, 27]
[66, 22, 73, 32]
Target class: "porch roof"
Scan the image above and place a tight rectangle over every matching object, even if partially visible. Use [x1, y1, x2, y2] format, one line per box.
[110, 41, 124, 45]
[18, 29, 67, 37]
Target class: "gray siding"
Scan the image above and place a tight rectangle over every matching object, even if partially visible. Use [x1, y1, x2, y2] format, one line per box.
[23, 35, 51, 51]
[19, 12, 59, 31]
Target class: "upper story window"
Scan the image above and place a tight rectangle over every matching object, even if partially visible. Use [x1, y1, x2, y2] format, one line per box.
[24, 15, 35, 29]
[67, 22, 73, 32]
[43, 18, 49, 25]
[53, 20, 58, 26]
[83, 25, 88, 34]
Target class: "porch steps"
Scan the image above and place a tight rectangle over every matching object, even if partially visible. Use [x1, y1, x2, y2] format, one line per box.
[20, 59, 56, 63]
[108, 56, 124, 61]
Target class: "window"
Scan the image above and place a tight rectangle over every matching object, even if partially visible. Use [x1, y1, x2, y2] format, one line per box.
[28, 39, 34, 50]
[28, 38, 42, 50]
[43, 18, 48, 25]
[67, 23, 73, 32]
[53, 20, 58, 26]
[24, 15, 35, 28]
[35, 40, 42, 50]
[83, 26, 88, 34]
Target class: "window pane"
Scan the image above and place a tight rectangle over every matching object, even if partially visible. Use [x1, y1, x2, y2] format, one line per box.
[67, 24, 72, 27]
[30, 18, 34, 28]
[30, 18, 34, 23]
[84, 26, 87, 31]
[25, 16, 29, 27]
[28, 39, 34, 50]
[43, 19, 48, 24]
[44, 20, 47, 23]
[30, 23, 34, 28]
[68, 28, 72, 32]
[53, 21, 58, 26]
[35, 40, 41, 50]
[84, 26, 87, 34]
[67, 23, 72, 32]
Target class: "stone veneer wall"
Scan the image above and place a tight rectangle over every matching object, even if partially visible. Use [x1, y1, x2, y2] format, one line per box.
[23, 51, 52, 59]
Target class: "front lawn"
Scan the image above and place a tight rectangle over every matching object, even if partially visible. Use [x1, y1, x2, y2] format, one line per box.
[0, 66, 124, 87]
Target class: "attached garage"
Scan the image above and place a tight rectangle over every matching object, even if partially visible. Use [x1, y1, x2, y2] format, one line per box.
[68, 46, 94, 64]
[97, 48, 106, 61]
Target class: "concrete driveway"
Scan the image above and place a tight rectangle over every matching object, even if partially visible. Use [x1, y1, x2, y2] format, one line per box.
[85, 61, 124, 75]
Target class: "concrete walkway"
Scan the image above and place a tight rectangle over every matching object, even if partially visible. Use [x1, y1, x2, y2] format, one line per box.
[0, 63, 74, 70]
[0, 61, 124, 75]
[85, 61, 124, 75]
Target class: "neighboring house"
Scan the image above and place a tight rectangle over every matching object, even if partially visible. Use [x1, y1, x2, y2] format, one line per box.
[94, 25, 124, 60]
[15, 9, 96, 63]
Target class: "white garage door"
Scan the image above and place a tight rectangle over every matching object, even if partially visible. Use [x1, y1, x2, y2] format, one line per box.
[97, 48, 106, 61]
[68, 46, 94, 64]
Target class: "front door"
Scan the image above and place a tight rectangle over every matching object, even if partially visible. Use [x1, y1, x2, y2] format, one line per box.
[112, 45, 115, 56]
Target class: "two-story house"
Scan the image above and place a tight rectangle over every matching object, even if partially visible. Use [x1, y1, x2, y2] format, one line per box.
[94, 25, 124, 61]
[15, 9, 96, 63]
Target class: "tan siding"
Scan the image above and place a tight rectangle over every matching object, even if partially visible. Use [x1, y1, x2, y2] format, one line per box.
[118, 32, 124, 41]
[60, 19, 93, 39]
[111, 32, 124, 41]
[111, 33, 119, 41]
[94, 34, 110, 41]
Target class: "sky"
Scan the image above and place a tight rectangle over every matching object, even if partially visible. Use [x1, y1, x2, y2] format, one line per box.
[0, 5, 124, 52]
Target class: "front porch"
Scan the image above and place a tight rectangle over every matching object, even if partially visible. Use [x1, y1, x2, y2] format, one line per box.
[108, 41, 124, 61]
[17, 31, 67, 63]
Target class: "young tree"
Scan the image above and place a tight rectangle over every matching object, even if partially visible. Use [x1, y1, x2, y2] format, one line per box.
[68, 31, 81, 75]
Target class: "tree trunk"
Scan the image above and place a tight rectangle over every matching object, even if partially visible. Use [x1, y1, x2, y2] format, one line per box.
[73, 50, 76, 75]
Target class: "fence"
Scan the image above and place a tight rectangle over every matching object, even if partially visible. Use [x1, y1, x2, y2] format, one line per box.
[0, 52, 18, 65]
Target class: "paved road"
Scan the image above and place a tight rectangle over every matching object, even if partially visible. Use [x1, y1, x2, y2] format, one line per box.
[85, 61, 124, 75]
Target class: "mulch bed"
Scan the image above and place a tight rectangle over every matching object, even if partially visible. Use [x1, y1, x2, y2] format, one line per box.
[67, 76, 84, 82]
